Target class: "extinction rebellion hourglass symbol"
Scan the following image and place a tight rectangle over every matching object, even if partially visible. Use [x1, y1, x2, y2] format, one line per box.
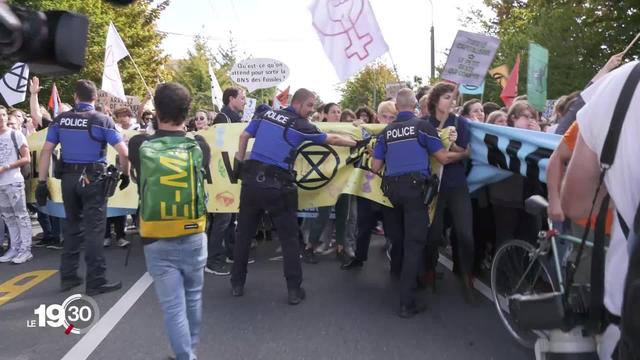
[313, 0, 374, 60]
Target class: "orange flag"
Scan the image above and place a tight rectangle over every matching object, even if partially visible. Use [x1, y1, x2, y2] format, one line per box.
[500, 54, 520, 108]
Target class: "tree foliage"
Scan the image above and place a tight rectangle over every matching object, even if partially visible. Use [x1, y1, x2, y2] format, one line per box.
[6, 0, 170, 105]
[465, 0, 640, 103]
[339, 63, 398, 111]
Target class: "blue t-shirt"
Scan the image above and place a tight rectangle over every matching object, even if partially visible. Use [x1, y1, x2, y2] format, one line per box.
[46, 103, 123, 164]
[428, 114, 470, 190]
[373, 111, 443, 176]
[244, 107, 328, 170]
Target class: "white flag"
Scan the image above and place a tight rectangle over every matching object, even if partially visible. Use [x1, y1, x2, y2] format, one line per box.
[208, 62, 224, 110]
[310, 0, 389, 81]
[101, 22, 129, 101]
[0, 63, 29, 106]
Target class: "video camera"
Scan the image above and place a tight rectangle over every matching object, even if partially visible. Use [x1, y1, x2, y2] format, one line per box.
[0, 0, 135, 75]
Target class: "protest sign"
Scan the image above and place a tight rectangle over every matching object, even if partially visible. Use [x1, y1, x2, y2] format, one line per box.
[230, 58, 290, 92]
[97, 90, 141, 115]
[442, 31, 500, 86]
[241, 97, 257, 122]
[459, 82, 485, 95]
[385, 82, 406, 99]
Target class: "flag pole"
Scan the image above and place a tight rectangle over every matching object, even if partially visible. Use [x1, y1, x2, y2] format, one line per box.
[127, 54, 152, 95]
[387, 52, 401, 82]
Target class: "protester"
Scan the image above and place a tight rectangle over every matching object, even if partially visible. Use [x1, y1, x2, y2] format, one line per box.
[0, 105, 33, 264]
[371, 88, 467, 317]
[561, 60, 640, 360]
[461, 98, 485, 122]
[231, 88, 357, 305]
[486, 110, 507, 126]
[323, 102, 341, 122]
[343, 100, 397, 270]
[340, 109, 356, 122]
[418, 95, 430, 119]
[422, 82, 476, 303]
[127, 82, 210, 360]
[482, 102, 501, 119]
[114, 107, 138, 131]
[355, 106, 375, 124]
[194, 109, 209, 131]
[36, 79, 130, 296]
[214, 87, 245, 124]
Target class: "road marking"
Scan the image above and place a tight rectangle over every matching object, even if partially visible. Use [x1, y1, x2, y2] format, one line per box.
[60, 272, 153, 360]
[437, 254, 494, 301]
[0, 270, 57, 307]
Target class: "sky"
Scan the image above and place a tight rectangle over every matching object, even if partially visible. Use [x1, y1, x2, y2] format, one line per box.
[156, 0, 492, 103]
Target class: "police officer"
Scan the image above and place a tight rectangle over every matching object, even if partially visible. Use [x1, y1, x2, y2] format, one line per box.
[36, 80, 130, 296]
[371, 88, 465, 318]
[231, 88, 358, 305]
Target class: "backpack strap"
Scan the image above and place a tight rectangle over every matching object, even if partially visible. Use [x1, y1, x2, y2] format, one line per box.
[10, 130, 22, 159]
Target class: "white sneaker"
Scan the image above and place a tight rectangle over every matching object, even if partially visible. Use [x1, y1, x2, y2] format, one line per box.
[0, 248, 19, 263]
[11, 251, 33, 264]
[103, 238, 112, 247]
[116, 238, 130, 248]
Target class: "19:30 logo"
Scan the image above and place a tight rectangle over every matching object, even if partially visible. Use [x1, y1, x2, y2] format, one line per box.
[29, 294, 100, 335]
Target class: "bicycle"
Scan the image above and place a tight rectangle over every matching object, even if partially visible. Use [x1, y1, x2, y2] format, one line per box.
[490, 195, 592, 349]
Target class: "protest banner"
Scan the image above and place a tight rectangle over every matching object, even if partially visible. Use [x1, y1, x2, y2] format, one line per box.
[527, 42, 549, 112]
[0, 63, 29, 106]
[28, 122, 560, 218]
[442, 31, 500, 86]
[230, 58, 290, 92]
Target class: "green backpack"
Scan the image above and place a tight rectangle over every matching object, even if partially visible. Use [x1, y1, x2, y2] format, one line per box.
[138, 135, 207, 238]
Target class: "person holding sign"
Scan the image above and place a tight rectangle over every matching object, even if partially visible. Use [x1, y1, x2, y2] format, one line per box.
[371, 88, 467, 318]
[231, 88, 359, 305]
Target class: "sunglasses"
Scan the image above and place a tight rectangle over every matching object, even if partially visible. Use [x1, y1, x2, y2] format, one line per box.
[197, 116, 206, 121]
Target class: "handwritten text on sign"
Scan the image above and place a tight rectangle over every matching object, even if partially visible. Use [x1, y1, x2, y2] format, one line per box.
[230, 58, 290, 92]
[442, 31, 500, 86]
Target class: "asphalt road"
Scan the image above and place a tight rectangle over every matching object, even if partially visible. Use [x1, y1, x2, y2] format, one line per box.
[0, 230, 533, 360]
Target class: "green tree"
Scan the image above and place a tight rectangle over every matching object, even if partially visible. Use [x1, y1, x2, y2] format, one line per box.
[7, 0, 169, 104]
[468, 0, 640, 104]
[339, 63, 399, 111]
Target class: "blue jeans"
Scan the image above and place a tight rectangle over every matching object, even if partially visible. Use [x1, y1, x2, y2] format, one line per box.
[144, 233, 207, 360]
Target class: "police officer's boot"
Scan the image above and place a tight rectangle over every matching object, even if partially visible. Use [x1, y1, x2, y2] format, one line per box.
[86, 281, 122, 296]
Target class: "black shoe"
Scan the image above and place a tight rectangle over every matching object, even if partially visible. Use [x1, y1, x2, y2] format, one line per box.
[398, 303, 427, 319]
[301, 248, 318, 264]
[46, 240, 63, 250]
[61, 277, 83, 292]
[287, 287, 306, 305]
[86, 281, 122, 296]
[34, 237, 54, 248]
[231, 286, 244, 297]
[204, 263, 230, 276]
[341, 258, 363, 270]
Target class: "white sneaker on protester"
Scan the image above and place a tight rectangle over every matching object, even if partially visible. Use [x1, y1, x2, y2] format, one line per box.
[117, 238, 130, 248]
[11, 251, 33, 264]
[0, 248, 19, 263]
[103, 238, 112, 247]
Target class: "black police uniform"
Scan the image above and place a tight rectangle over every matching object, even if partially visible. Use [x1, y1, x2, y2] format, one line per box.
[44, 103, 124, 291]
[373, 111, 444, 312]
[230, 106, 328, 298]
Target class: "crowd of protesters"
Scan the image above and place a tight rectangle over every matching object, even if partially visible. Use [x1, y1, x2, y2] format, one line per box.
[0, 50, 636, 360]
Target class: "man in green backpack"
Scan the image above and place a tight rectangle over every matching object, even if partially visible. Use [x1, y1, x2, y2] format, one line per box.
[127, 83, 211, 360]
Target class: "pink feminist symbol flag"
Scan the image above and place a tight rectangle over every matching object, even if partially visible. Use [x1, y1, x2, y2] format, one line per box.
[310, 0, 389, 81]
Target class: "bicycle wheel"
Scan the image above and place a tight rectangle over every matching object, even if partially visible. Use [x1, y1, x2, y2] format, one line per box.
[491, 239, 557, 349]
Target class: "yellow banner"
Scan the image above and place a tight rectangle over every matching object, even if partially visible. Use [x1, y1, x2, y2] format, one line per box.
[27, 122, 450, 214]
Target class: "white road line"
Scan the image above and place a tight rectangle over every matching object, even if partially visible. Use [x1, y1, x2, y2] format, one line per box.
[60, 272, 153, 360]
[437, 254, 494, 301]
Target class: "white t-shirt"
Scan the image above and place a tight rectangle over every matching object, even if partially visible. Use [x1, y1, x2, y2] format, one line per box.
[0, 129, 27, 186]
[577, 60, 640, 316]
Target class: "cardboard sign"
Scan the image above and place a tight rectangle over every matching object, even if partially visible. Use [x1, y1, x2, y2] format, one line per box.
[97, 90, 141, 115]
[442, 31, 500, 86]
[385, 82, 406, 99]
[230, 58, 289, 92]
[241, 97, 257, 122]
